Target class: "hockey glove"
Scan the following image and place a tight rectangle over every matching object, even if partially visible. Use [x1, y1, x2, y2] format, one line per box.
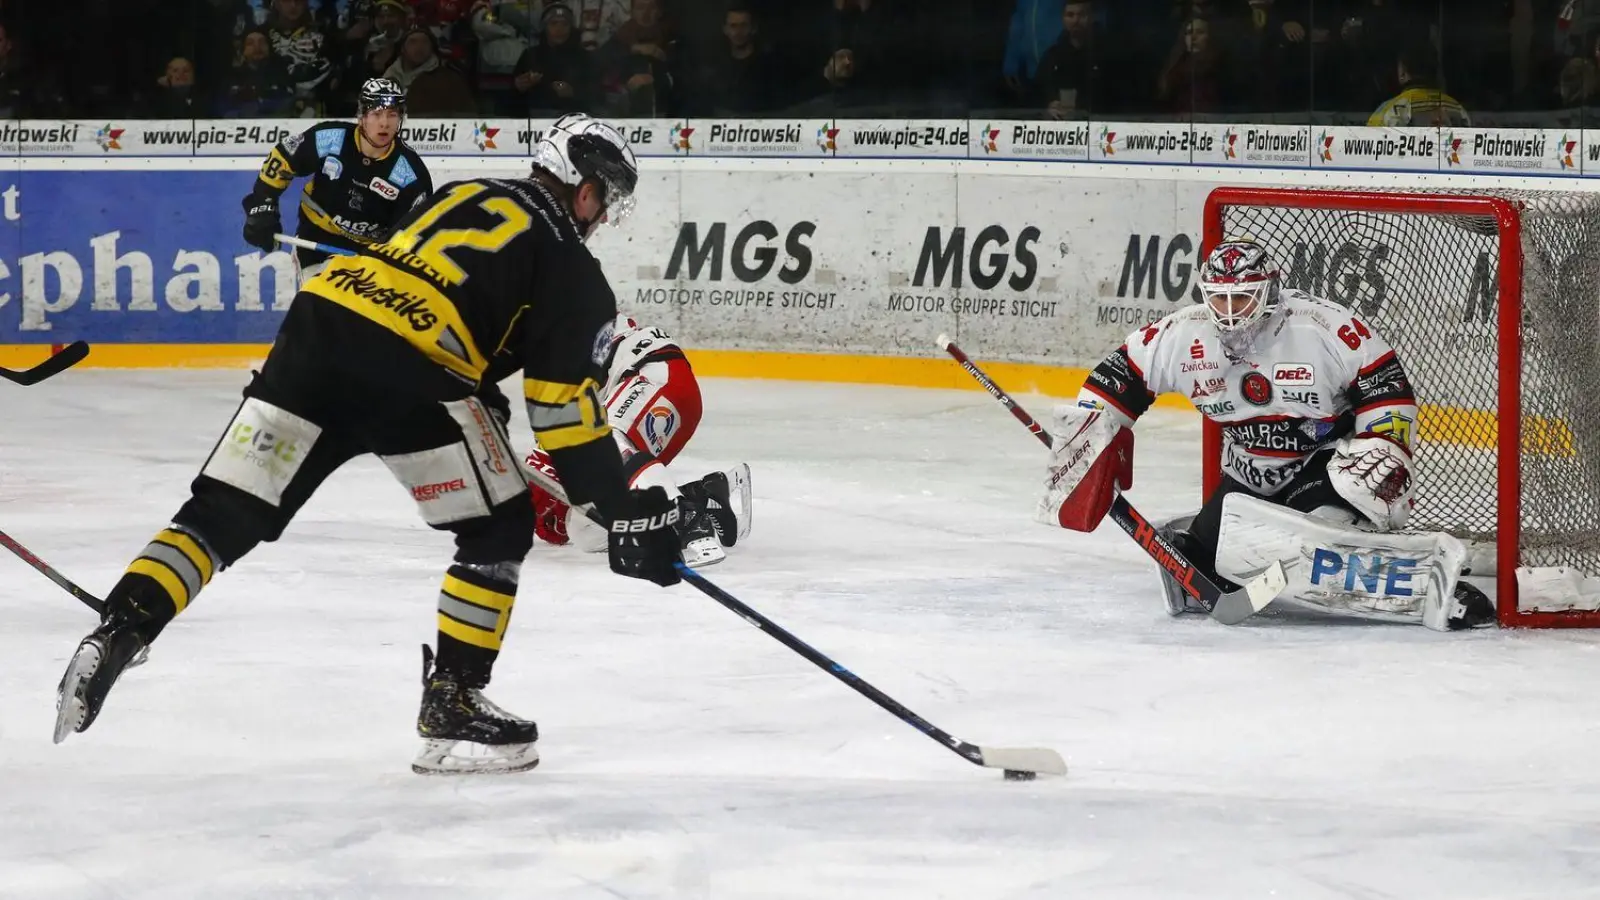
[525, 450, 572, 546]
[242, 194, 281, 253]
[608, 486, 683, 587]
[1328, 434, 1415, 530]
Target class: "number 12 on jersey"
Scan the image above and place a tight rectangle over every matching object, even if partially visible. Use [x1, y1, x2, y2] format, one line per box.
[388, 183, 533, 286]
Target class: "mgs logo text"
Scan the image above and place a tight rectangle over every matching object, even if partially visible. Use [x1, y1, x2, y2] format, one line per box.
[914, 226, 1040, 291]
[885, 225, 1059, 320]
[640, 221, 835, 311]
[666, 221, 814, 283]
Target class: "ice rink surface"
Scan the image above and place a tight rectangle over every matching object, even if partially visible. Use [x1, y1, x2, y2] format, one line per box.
[3, 371, 1600, 899]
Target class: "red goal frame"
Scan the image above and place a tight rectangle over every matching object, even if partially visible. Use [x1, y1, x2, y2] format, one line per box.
[1201, 186, 1595, 628]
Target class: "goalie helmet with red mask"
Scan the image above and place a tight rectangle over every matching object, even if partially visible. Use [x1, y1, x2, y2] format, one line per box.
[531, 113, 639, 241]
[1197, 239, 1283, 340]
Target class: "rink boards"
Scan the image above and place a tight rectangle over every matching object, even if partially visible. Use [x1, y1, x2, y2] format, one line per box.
[2, 150, 1597, 411]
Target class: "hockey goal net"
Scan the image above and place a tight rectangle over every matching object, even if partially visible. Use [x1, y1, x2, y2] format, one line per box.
[1202, 187, 1600, 628]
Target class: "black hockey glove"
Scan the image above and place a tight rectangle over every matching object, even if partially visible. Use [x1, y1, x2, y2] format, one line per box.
[608, 486, 683, 587]
[242, 194, 281, 253]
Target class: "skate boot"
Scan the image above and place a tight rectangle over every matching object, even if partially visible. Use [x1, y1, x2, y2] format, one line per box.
[675, 492, 726, 568]
[412, 645, 539, 775]
[680, 463, 752, 549]
[54, 608, 157, 744]
[1446, 581, 1495, 630]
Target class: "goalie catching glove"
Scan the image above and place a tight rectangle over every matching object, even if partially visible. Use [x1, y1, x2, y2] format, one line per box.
[1037, 405, 1134, 532]
[1328, 433, 1415, 531]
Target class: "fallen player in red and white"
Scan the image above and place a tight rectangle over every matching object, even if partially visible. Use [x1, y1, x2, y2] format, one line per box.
[1040, 239, 1492, 630]
[526, 315, 751, 567]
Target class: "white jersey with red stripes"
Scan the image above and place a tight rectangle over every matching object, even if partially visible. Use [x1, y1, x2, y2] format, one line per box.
[1078, 289, 1419, 496]
[600, 315, 701, 470]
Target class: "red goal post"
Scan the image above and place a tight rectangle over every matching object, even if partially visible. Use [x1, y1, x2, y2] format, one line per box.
[1200, 186, 1600, 628]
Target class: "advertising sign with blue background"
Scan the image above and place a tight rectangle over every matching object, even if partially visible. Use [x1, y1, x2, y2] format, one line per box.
[0, 172, 297, 343]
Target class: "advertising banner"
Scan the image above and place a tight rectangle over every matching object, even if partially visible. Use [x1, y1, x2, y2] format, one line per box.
[1310, 126, 1439, 171]
[0, 171, 299, 341]
[699, 119, 842, 158]
[827, 119, 972, 159]
[0, 153, 1569, 385]
[1091, 121, 1217, 164]
[7, 117, 1600, 178]
[1438, 128, 1579, 175]
[971, 120, 1091, 162]
[6, 120, 202, 156]
[1199, 123, 1312, 167]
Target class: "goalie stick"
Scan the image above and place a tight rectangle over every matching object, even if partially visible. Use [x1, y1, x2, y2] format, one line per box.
[0, 528, 106, 615]
[0, 341, 89, 386]
[524, 464, 1067, 778]
[937, 335, 1285, 626]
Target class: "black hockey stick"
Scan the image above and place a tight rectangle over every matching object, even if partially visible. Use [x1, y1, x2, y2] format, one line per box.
[0, 528, 106, 615]
[937, 335, 1285, 626]
[525, 466, 1067, 778]
[0, 341, 89, 386]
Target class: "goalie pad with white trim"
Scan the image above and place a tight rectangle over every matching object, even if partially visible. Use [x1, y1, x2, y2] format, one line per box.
[1214, 493, 1467, 631]
[1037, 405, 1134, 532]
[1328, 434, 1416, 530]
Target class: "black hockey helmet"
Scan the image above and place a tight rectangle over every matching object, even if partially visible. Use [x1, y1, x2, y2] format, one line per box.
[532, 114, 639, 230]
[358, 77, 407, 116]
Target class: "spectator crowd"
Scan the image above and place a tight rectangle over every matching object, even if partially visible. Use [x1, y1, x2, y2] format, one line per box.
[1, 0, 1598, 126]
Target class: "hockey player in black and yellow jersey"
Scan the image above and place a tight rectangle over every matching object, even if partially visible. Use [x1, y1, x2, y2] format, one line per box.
[242, 78, 433, 281]
[55, 115, 677, 776]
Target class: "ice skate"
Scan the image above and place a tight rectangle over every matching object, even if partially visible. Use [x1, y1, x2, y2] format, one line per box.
[681, 463, 752, 549]
[675, 492, 726, 568]
[1447, 581, 1495, 630]
[54, 616, 152, 744]
[412, 645, 539, 775]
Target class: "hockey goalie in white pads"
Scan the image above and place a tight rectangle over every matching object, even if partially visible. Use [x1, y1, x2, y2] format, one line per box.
[1055, 239, 1492, 630]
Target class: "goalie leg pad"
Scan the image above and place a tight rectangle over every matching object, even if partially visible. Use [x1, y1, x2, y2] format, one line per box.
[1037, 406, 1134, 532]
[1215, 493, 1467, 631]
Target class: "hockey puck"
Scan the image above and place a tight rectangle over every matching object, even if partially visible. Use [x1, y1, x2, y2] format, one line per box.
[1003, 769, 1036, 782]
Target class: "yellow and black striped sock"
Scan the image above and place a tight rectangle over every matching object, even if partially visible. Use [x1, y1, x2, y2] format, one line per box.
[435, 564, 518, 682]
[120, 526, 219, 618]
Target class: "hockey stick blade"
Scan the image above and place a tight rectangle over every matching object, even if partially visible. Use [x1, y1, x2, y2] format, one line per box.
[523, 463, 1066, 776]
[940, 337, 1284, 626]
[0, 528, 106, 615]
[0, 341, 89, 386]
[1210, 560, 1288, 625]
[978, 745, 1070, 775]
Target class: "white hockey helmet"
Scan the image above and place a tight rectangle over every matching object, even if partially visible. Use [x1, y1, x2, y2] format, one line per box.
[1197, 239, 1282, 334]
[531, 114, 639, 236]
